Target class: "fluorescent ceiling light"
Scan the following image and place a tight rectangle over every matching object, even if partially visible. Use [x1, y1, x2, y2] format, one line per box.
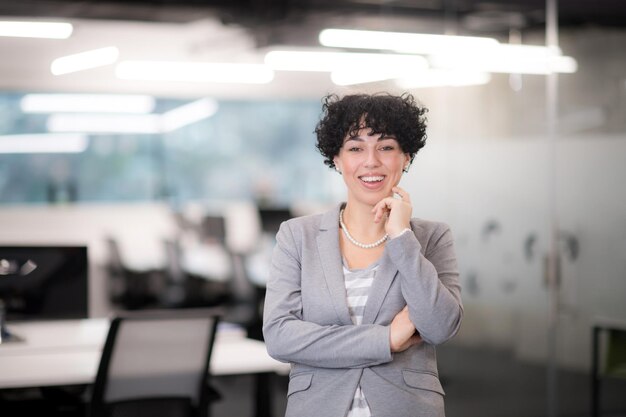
[330, 67, 423, 86]
[319, 28, 499, 54]
[0, 21, 73, 39]
[265, 50, 428, 72]
[396, 70, 492, 88]
[332, 68, 491, 87]
[430, 44, 577, 74]
[330, 70, 389, 86]
[116, 61, 274, 84]
[21, 94, 156, 114]
[160, 98, 218, 132]
[319, 28, 577, 75]
[0, 134, 87, 154]
[48, 114, 161, 134]
[47, 98, 218, 134]
[51, 46, 119, 75]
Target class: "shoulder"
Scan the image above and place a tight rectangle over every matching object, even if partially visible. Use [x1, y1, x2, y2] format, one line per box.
[409, 218, 450, 236]
[275, 211, 326, 246]
[280, 212, 324, 239]
[273, 211, 327, 261]
[280, 203, 339, 235]
[409, 218, 454, 254]
[283, 212, 324, 232]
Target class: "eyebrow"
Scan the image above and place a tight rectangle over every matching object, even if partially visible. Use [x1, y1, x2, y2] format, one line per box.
[344, 135, 396, 143]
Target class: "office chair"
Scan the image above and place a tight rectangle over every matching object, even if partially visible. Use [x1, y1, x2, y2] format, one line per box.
[89, 309, 221, 417]
[105, 237, 167, 310]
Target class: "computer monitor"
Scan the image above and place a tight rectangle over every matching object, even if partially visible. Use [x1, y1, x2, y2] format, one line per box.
[0, 245, 88, 343]
[257, 207, 293, 235]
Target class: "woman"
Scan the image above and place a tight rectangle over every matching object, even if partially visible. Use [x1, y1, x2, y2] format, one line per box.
[263, 93, 463, 417]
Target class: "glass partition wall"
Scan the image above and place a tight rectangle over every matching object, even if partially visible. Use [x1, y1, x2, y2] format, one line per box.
[0, 98, 326, 206]
[408, 8, 626, 417]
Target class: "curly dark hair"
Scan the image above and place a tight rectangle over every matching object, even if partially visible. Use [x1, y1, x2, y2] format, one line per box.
[315, 92, 428, 169]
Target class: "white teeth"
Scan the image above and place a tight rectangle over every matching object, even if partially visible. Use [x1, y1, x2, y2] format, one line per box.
[360, 176, 384, 183]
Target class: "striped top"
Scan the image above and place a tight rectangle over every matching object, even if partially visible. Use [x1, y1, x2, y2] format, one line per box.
[343, 259, 379, 417]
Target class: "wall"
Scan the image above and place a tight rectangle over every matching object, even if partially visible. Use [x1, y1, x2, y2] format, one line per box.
[395, 26, 626, 371]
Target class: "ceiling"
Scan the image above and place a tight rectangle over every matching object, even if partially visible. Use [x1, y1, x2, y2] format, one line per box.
[0, 0, 624, 97]
[2, 0, 626, 32]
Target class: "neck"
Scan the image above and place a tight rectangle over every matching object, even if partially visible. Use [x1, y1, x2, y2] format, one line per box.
[342, 200, 386, 239]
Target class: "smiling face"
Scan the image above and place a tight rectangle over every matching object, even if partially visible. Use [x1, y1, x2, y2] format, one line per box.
[333, 126, 410, 208]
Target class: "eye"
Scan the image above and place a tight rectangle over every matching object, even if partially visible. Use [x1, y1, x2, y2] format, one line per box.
[347, 146, 362, 152]
[380, 145, 396, 151]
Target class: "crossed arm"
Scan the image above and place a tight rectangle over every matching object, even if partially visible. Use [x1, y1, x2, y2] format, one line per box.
[262, 220, 463, 369]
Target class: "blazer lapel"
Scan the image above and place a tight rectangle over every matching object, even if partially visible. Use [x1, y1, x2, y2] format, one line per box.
[316, 204, 353, 326]
[361, 250, 398, 324]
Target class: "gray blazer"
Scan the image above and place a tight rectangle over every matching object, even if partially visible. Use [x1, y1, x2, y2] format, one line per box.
[263, 203, 463, 417]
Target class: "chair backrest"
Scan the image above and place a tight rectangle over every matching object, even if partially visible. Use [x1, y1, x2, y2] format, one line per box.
[90, 309, 220, 417]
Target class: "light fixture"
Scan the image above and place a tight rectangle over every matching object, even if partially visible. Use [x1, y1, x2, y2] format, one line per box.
[0, 21, 73, 39]
[396, 70, 492, 88]
[330, 67, 421, 86]
[116, 61, 274, 84]
[21, 94, 156, 114]
[47, 114, 161, 134]
[430, 44, 577, 74]
[319, 28, 499, 55]
[319, 28, 577, 75]
[51, 46, 119, 75]
[264, 50, 428, 73]
[0, 134, 87, 154]
[160, 98, 219, 132]
[46, 98, 219, 134]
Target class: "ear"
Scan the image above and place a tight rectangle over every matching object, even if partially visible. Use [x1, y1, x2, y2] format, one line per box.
[333, 156, 341, 171]
[402, 153, 411, 170]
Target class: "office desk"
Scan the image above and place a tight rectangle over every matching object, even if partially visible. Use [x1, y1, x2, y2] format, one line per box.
[0, 319, 289, 416]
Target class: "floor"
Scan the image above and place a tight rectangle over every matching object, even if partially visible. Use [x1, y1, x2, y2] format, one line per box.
[2, 345, 625, 417]
[211, 344, 626, 417]
[437, 345, 626, 417]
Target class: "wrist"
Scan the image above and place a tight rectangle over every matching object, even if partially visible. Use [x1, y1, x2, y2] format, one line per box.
[389, 227, 411, 240]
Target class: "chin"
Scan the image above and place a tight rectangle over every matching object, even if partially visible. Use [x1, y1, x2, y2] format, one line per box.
[352, 190, 392, 207]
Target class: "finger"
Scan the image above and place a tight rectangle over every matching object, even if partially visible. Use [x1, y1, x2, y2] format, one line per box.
[374, 205, 389, 223]
[373, 209, 382, 223]
[372, 198, 392, 222]
[371, 201, 384, 223]
[392, 186, 411, 203]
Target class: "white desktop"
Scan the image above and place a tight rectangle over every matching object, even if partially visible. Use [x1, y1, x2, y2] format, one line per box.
[0, 319, 288, 389]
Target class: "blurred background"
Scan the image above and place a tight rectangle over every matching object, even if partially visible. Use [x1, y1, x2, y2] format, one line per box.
[0, 0, 625, 416]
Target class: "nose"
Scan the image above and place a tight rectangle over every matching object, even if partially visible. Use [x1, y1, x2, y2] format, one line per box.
[363, 148, 381, 168]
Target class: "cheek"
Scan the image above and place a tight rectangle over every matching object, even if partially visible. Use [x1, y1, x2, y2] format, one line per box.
[386, 156, 406, 173]
[336, 156, 356, 173]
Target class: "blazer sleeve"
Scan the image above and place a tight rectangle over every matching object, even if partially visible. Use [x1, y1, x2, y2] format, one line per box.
[262, 221, 393, 369]
[385, 222, 463, 345]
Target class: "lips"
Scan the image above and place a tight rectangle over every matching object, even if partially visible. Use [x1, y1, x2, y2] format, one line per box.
[358, 174, 386, 189]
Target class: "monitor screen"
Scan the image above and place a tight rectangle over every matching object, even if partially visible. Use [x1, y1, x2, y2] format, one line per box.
[258, 207, 293, 235]
[0, 246, 88, 321]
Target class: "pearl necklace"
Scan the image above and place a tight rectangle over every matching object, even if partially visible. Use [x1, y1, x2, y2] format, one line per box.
[339, 209, 389, 249]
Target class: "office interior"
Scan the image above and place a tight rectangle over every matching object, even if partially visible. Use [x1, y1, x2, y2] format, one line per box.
[1, 0, 626, 416]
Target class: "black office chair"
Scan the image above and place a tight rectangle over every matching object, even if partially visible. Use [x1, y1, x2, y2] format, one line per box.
[89, 309, 221, 417]
[105, 237, 167, 310]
